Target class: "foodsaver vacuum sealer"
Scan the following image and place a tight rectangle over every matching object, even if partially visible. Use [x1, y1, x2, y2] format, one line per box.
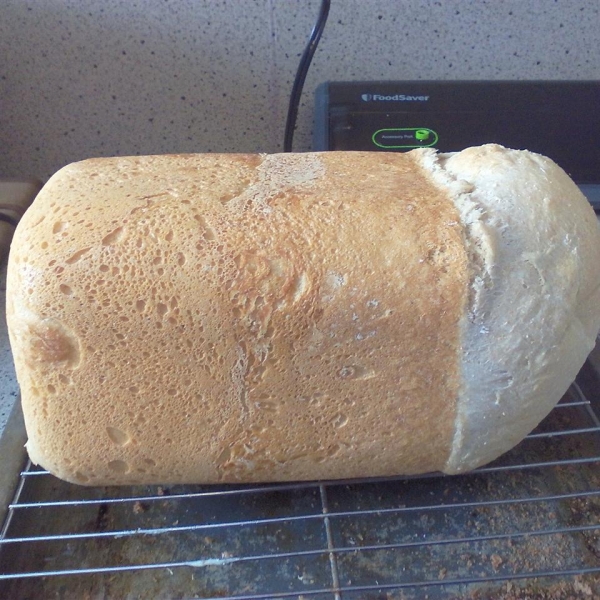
[314, 80, 600, 210]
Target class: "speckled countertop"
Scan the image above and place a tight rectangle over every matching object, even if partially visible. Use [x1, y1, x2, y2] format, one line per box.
[2, 0, 600, 181]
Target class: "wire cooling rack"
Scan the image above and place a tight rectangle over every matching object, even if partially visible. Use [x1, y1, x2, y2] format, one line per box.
[2, 356, 600, 599]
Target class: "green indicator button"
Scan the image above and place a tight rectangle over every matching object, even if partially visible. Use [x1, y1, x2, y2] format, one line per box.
[372, 127, 439, 149]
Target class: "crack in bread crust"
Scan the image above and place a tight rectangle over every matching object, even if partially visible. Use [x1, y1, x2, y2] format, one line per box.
[419, 144, 600, 474]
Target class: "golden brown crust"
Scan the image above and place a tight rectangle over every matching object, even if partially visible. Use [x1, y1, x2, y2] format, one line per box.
[7, 151, 468, 485]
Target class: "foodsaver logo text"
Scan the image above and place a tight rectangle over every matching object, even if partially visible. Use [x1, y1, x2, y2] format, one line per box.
[361, 93, 430, 102]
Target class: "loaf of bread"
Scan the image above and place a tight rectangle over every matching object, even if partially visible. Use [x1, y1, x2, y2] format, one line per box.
[7, 145, 600, 485]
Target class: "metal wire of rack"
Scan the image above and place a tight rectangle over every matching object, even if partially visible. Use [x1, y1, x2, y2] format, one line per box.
[2, 363, 600, 599]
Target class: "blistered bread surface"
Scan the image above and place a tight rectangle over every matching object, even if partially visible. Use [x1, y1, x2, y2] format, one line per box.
[7, 151, 468, 485]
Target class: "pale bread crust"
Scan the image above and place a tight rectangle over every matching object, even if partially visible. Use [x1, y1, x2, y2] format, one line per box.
[7, 151, 468, 485]
[429, 145, 600, 473]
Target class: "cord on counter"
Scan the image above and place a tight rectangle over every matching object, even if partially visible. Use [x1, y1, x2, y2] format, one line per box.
[283, 0, 331, 152]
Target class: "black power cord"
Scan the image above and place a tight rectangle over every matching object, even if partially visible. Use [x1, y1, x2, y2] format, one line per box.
[283, 0, 331, 153]
[0, 214, 20, 228]
[0, 203, 26, 228]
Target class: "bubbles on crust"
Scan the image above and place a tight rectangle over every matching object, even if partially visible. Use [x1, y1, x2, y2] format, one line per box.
[65, 248, 91, 264]
[107, 459, 130, 474]
[10, 151, 467, 485]
[101, 226, 126, 246]
[106, 426, 131, 446]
